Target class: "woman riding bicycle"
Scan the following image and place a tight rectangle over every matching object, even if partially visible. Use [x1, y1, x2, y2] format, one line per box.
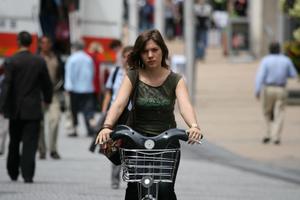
[96, 29, 202, 200]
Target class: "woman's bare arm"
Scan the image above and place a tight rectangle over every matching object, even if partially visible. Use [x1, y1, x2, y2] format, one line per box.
[175, 78, 202, 144]
[96, 75, 133, 143]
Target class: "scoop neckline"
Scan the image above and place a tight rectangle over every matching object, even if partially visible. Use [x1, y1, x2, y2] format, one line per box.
[138, 71, 173, 88]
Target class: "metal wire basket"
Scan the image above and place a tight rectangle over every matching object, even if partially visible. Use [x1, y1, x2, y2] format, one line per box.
[120, 148, 180, 184]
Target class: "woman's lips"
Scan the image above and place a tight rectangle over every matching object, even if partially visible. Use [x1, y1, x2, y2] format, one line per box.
[147, 60, 155, 64]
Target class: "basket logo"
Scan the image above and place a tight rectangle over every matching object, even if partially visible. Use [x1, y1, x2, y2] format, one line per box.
[144, 139, 155, 149]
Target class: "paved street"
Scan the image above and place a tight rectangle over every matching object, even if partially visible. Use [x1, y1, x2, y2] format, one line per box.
[1, 40, 300, 199]
[1, 121, 300, 200]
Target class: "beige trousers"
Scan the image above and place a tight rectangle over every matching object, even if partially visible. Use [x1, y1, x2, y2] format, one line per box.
[39, 93, 61, 154]
[0, 114, 8, 154]
[261, 86, 287, 141]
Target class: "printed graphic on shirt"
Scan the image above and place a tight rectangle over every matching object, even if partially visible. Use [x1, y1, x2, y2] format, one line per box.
[136, 82, 171, 108]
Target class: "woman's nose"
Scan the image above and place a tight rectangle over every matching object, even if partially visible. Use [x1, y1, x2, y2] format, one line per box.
[148, 51, 153, 57]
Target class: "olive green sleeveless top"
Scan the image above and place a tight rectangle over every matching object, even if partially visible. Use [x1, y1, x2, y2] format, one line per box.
[127, 69, 182, 135]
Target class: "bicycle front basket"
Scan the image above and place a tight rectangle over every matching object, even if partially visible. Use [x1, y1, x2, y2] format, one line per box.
[120, 148, 180, 183]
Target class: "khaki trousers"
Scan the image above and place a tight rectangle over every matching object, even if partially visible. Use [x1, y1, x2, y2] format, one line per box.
[0, 114, 8, 154]
[39, 93, 61, 154]
[261, 86, 287, 141]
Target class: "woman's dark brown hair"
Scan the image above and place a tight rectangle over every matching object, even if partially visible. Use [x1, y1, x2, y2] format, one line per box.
[127, 29, 169, 69]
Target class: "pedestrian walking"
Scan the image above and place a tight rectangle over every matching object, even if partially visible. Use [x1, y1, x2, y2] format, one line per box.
[0, 31, 53, 183]
[110, 39, 123, 67]
[164, 0, 177, 40]
[64, 40, 96, 137]
[102, 46, 133, 189]
[38, 35, 64, 159]
[255, 42, 298, 145]
[194, 0, 212, 60]
[211, 0, 229, 56]
[139, 0, 154, 32]
[96, 29, 202, 200]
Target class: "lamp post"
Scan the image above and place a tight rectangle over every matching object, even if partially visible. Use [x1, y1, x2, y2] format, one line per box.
[154, 0, 165, 37]
[128, 0, 139, 45]
[184, 0, 196, 103]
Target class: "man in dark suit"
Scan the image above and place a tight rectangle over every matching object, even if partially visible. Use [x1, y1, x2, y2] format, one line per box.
[0, 31, 53, 183]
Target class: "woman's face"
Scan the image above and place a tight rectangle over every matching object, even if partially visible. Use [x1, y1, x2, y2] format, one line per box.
[40, 37, 52, 53]
[140, 39, 163, 69]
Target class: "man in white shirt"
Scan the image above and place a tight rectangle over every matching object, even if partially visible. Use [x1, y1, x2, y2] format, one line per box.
[64, 40, 96, 137]
[255, 42, 298, 145]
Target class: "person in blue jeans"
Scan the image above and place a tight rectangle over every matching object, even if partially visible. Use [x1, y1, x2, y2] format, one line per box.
[195, 0, 212, 60]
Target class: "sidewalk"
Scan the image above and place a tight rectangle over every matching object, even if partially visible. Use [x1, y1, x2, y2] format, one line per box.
[168, 39, 300, 173]
[1, 122, 300, 200]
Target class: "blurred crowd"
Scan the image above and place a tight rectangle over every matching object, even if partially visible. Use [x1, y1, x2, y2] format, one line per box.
[0, 0, 249, 185]
[131, 0, 248, 60]
[0, 28, 127, 183]
[36, 0, 249, 60]
[0, 0, 250, 159]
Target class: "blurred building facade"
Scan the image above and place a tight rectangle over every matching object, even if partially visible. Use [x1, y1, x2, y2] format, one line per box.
[249, 0, 299, 57]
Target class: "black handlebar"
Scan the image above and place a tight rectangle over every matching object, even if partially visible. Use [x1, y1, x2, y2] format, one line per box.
[110, 125, 188, 149]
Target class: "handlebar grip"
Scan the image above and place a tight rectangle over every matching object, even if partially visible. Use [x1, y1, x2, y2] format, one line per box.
[160, 128, 189, 142]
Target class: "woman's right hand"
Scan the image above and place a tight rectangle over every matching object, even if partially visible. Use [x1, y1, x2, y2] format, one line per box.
[95, 128, 113, 145]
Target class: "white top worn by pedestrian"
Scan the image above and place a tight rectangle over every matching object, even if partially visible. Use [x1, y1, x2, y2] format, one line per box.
[255, 54, 298, 97]
[106, 67, 126, 102]
[64, 51, 94, 93]
[255, 42, 298, 145]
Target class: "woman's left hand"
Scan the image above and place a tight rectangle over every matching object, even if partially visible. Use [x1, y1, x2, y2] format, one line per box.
[187, 127, 202, 144]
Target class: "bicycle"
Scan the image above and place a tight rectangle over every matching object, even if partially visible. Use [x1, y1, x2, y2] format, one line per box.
[110, 125, 203, 200]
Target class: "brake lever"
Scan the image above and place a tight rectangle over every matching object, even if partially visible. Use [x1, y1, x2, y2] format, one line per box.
[185, 130, 204, 144]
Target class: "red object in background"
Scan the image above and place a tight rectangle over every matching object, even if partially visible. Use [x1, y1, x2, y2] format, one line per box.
[82, 36, 116, 63]
[55, 20, 70, 41]
[87, 51, 102, 96]
[0, 32, 38, 57]
[148, 0, 155, 5]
